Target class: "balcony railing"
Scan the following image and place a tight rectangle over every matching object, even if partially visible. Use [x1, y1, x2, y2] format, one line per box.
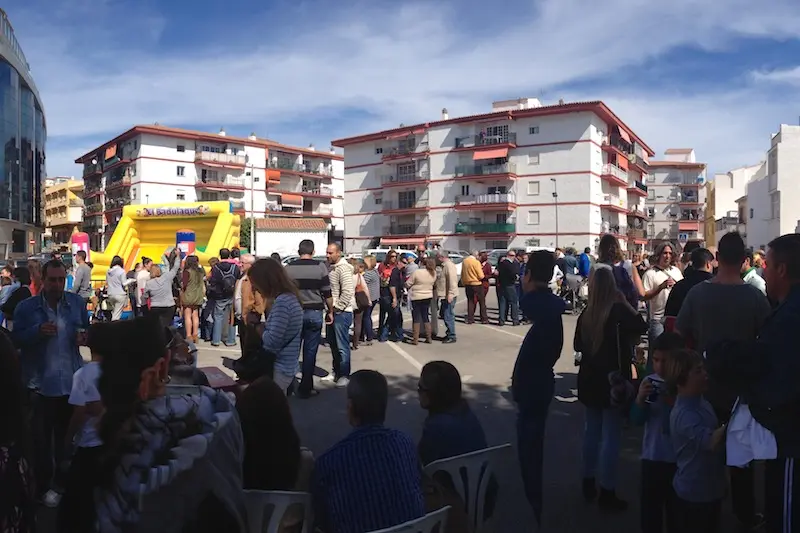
[457, 132, 517, 148]
[301, 184, 335, 196]
[69, 199, 84, 207]
[601, 164, 628, 184]
[83, 163, 101, 177]
[380, 171, 430, 185]
[195, 176, 245, 188]
[601, 135, 632, 154]
[455, 193, 516, 206]
[105, 197, 131, 211]
[679, 195, 700, 204]
[627, 228, 647, 239]
[602, 194, 624, 207]
[454, 222, 516, 234]
[454, 162, 517, 177]
[382, 199, 429, 211]
[628, 207, 649, 219]
[385, 223, 430, 235]
[195, 151, 247, 167]
[269, 160, 334, 176]
[316, 205, 334, 216]
[85, 203, 104, 216]
[381, 144, 429, 160]
[271, 184, 301, 194]
[106, 176, 132, 189]
[632, 155, 649, 172]
[632, 180, 647, 192]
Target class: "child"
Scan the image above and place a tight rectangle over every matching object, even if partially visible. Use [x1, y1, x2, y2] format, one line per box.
[664, 349, 727, 533]
[57, 323, 113, 533]
[630, 332, 684, 533]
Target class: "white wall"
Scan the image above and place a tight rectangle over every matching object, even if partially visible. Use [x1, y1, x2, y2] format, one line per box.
[254, 230, 327, 259]
[775, 127, 800, 236]
[746, 171, 777, 250]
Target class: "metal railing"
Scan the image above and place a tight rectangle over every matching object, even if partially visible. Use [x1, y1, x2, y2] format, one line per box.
[473, 132, 517, 147]
[380, 171, 430, 185]
[195, 176, 245, 187]
[105, 197, 131, 211]
[106, 176, 132, 189]
[601, 164, 628, 183]
[382, 198, 429, 211]
[602, 194, 624, 207]
[301, 184, 334, 196]
[385, 223, 430, 235]
[633, 155, 648, 170]
[630, 180, 647, 192]
[271, 183, 301, 194]
[455, 193, 516, 206]
[85, 203, 104, 215]
[268, 159, 334, 176]
[83, 163, 101, 177]
[195, 151, 247, 166]
[454, 222, 516, 234]
[454, 162, 517, 177]
[627, 228, 647, 239]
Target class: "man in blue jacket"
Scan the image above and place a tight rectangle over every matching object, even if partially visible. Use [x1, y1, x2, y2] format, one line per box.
[13, 259, 88, 502]
[512, 251, 566, 526]
[578, 247, 593, 278]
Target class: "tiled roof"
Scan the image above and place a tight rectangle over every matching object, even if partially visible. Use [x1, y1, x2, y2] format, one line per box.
[255, 217, 328, 231]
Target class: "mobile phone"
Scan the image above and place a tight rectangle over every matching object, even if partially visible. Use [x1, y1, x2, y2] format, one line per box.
[645, 376, 664, 404]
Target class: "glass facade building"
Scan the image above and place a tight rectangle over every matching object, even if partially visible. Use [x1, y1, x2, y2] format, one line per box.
[0, 9, 45, 256]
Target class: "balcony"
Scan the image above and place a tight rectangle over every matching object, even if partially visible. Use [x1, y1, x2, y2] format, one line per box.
[455, 132, 518, 150]
[678, 179, 702, 188]
[601, 136, 632, 157]
[268, 160, 335, 178]
[678, 218, 702, 232]
[678, 195, 701, 206]
[381, 144, 430, 162]
[455, 193, 517, 211]
[628, 206, 649, 220]
[230, 200, 246, 211]
[69, 198, 84, 208]
[106, 175, 132, 191]
[384, 223, 430, 236]
[600, 164, 629, 187]
[454, 162, 517, 180]
[627, 228, 648, 242]
[195, 175, 245, 190]
[85, 203, 104, 216]
[105, 197, 131, 212]
[195, 151, 247, 169]
[626, 180, 648, 197]
[454, 222, 516, 235]
[83, 162, 101, 177]
[382, 198, 429, 213]
[300, 184, 335, 197]
[600, 194, 627, 214]
[380, 171, 430, 188]
[631, 155, 649, 174]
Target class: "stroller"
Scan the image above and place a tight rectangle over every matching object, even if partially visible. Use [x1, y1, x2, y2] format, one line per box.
[92, 286, 113, 323]
[561, 274, 588, 315]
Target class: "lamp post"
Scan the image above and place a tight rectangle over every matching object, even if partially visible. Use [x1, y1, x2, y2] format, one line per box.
[246, 155, 256, 256]
[551, 178, 559, 249]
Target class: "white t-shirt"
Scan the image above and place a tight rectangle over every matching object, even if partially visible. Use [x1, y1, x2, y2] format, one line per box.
[68, 361, 103, 448]
[642, 266, 684, 321]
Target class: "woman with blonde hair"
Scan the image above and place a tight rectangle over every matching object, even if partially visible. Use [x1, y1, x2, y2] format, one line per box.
[351, 260, 371, 350]
[143, 249, 181, 329]
[361, 255, 380, 344]
[574, 267, 646, 510]
[405, 258, 437, 345]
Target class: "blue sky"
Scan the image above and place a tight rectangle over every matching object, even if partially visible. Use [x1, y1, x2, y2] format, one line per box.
[5, 0, 800, 178]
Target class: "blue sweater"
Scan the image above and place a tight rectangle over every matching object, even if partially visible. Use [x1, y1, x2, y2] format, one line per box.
[261, 293, 303, 378]
[630, 374, 675, 463]
[418, 403, 488, 466]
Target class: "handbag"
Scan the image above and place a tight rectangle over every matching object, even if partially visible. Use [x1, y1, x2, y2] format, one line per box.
[608, 323, 635, 409]
[355, 274, 371, 311]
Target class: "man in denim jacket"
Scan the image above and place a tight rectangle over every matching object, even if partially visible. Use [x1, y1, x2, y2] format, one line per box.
[13, 259, 88, 500]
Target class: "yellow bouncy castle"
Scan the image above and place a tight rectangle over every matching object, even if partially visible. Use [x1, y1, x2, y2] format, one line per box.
[83, 201, 240, 281]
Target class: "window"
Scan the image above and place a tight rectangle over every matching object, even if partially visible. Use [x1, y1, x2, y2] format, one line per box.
[527, 181, 540, 195]
[375, 192, 382, 205]
[527, 210, 540, 225]
[529, 126, 540, 135]
[647, 189, 655, 200]
[201, 169, 218, 182]
[771, 192, 780, 219]
[231, 148, 239, 155]
[133, 140, 138, 150]
[482, 124, 509, 143]
[201, 145, 222, 153]
[647, 207, 655, 218]
[488, 186, 507, 194]
[460, 184, 470, 196]
[375, 147, 383, 155]
[177, 166, 185, 176]
[647, 173, 655, 183]
[176, 193, 185, 201]
[528, 153, 540, 165]
[177, 145, 185, 152]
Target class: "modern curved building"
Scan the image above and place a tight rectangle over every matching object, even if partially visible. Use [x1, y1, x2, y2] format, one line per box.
[0, 8, 45, 259]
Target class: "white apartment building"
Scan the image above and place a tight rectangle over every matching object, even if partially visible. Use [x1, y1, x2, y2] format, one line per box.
[744, 124, 800, 250]
[709, 162, 765, 246]
[74, 125, 344, 251]
[646, 149, 707, 249]
[333, 98, 654, 254]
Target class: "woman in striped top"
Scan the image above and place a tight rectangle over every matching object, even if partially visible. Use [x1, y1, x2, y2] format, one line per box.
[248, 258, 303, 395]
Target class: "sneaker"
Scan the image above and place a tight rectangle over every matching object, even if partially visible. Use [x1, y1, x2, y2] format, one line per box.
[43, 489, 62, 508]
[442, 337, 457, 344]
[335, 377, 350, 388]
[320, 374, 336, 383]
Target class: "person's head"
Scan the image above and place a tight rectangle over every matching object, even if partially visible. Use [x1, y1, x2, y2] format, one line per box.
[28, 259, 41, 283]
[581, 267, 618, 352]
[436, 250, 450, 263]
[326, 243, 342, 264]
[524, 250, 555, 292]
[240, 253, 256, 273]
[12, 267, 29, 286]
[346, 370, 388, 427]
[208, 257, 219, 268]
[87, 322, 116, 362]
[471, 249, 480, 258]
[363, 255, 377, 270]
[133, 262, 142, 273]
[96, 318, 169, 488]
[398, 254, 411, 269]
[41, 259, 66, 300]
[184, 254, 202, 273]
[0, 277, 10, 287]
[150, 264, 162, 278]
[0, 328, 26, 446]
[270, 252, 281, 262]
[236, 376, 301, 489]
[219, 248, 231, 260]
[231, 247, 240, 259]
[354, 259, 366, 274]
[416, 244, 426, 255]
[653, 242, 675, 269]
[418, 361, 463, 413]
[753, 250, 765, 269]
[690, 248, 714, 273]
[765, 233, 800, 303]
[584, 247, 591, 255]
[663, 349, 707, 397]
[248, 258, 300, 300]
[141, 256, 153, 271]
[742, 249, 756, 273]
[680, 252, 691, 269]
[0, 265, 11, 279]
[479, 251, 488, 262]
[385, 249, 398, 265]
[597, 234, 623, 264]
[651, 331, 686, 377]
[298, 239, 315, 257]
[506, 249, 517, 261]
[423, 257, 436, 276]
[717, 231, 746, 270]
[110, 255, 124, 269]
[76, 250, 87, 264]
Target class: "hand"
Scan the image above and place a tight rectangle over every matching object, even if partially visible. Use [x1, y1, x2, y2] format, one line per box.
[447, 295, 453, 304]
[636, 379, 653, 405]
[666, 277, 676, 288]
[658, 279, 670, 291]
[325, 311, 334, 325]
[40, 322, 57, 336]
[392, 298, 398, 309]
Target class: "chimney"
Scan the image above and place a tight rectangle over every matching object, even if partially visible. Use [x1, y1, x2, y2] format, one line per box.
[218, 127, 226, 136]
[248, 132, 257, 140]
[558, 98, 565, 105]
[441, 108, 449, 120]
[308, 143, 315, 151]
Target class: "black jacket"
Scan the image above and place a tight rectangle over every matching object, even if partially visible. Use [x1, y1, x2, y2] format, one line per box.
[664, 269, 713, 317]
[574, 302, 647, 408]
[496, 259, 520, 287]
[209, 262, 241, 300]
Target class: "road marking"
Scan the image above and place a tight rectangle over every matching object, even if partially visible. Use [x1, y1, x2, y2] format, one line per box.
[386, 341, 424, 371]
[462, 374, 473, 382]
[479, 323, 526, 340]
[197, 345, 240, 353]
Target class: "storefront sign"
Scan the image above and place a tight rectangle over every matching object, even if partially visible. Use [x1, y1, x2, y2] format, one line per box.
[136, 205, 210, 217]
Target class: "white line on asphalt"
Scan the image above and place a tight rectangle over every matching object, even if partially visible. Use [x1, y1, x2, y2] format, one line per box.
[479, 323, 526, 340]
[198, 345, 240, 353]
[386, 341, 424, 371]
[462, 374, 473, 382]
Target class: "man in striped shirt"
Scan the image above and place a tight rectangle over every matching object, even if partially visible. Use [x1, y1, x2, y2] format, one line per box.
[285, 240, 334, 399]
[325, 243, 355, 387]
[313, 370, 425, 532]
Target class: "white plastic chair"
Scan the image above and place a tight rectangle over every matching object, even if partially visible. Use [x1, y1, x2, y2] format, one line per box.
[423, 443, 511, 533]
[243, 490, 312, 533]
[367, 506, 450, 533]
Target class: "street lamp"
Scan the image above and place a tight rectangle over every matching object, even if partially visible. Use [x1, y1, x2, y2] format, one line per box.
[245, 155, 256, 256]
[551, 178, 559, 249]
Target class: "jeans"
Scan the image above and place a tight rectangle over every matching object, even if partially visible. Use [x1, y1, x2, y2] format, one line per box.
[640, 460, 679, 533]
[647, 319, 665, 373]
[31, 394, 73, 495]
[497, 285, 519, 325]
[327, 312, 353, 379]
[517, 395, 552, 526]
[411, 298, 431, 324]
[379, 295, 403, 342]
[582, 406, 623, 490]
[440, 297, 456, 340]
[212, 298, 236, 346]
[299, 310, 323, 393]
[362, 300, 376, 341]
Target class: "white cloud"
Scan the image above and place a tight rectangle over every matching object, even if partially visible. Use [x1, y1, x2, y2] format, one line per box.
[751, 66, 800, 85]
[6, 0, 800, 176]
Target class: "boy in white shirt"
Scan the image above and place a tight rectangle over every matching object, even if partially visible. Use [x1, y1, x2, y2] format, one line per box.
[58, 323, 111, 533]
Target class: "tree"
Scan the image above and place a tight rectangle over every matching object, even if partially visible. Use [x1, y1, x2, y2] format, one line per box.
[239, 217, 254, 252]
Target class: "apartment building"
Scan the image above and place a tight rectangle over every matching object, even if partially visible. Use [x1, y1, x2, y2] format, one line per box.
[43, 177, 84, 250]
[646, 149, 707, 249]
[74, 125, 344, 251]
[333, 98, 654, 254]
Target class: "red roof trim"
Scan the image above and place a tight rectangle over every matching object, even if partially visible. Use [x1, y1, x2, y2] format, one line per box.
[331, 101, 655, 156]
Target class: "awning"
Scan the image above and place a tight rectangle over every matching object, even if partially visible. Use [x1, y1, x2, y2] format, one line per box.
[616, 153, 629, 170]
[614, 125, 632, 144]
[679, 221, 699, 231]
[473, 148, 508, 161]
[266, 169, 281, 183]
[281, 193, 303, 207]
[381, 237, 425, 246]
[104, 144, 117, 161]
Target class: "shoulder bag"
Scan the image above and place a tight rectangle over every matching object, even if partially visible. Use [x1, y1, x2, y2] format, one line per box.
[355, 273, 371, 311]
[608, 321, 635, 409]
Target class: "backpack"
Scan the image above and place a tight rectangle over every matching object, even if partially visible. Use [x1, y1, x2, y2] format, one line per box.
[214, 264, 237, 298]
[612, 264, 638, 308]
